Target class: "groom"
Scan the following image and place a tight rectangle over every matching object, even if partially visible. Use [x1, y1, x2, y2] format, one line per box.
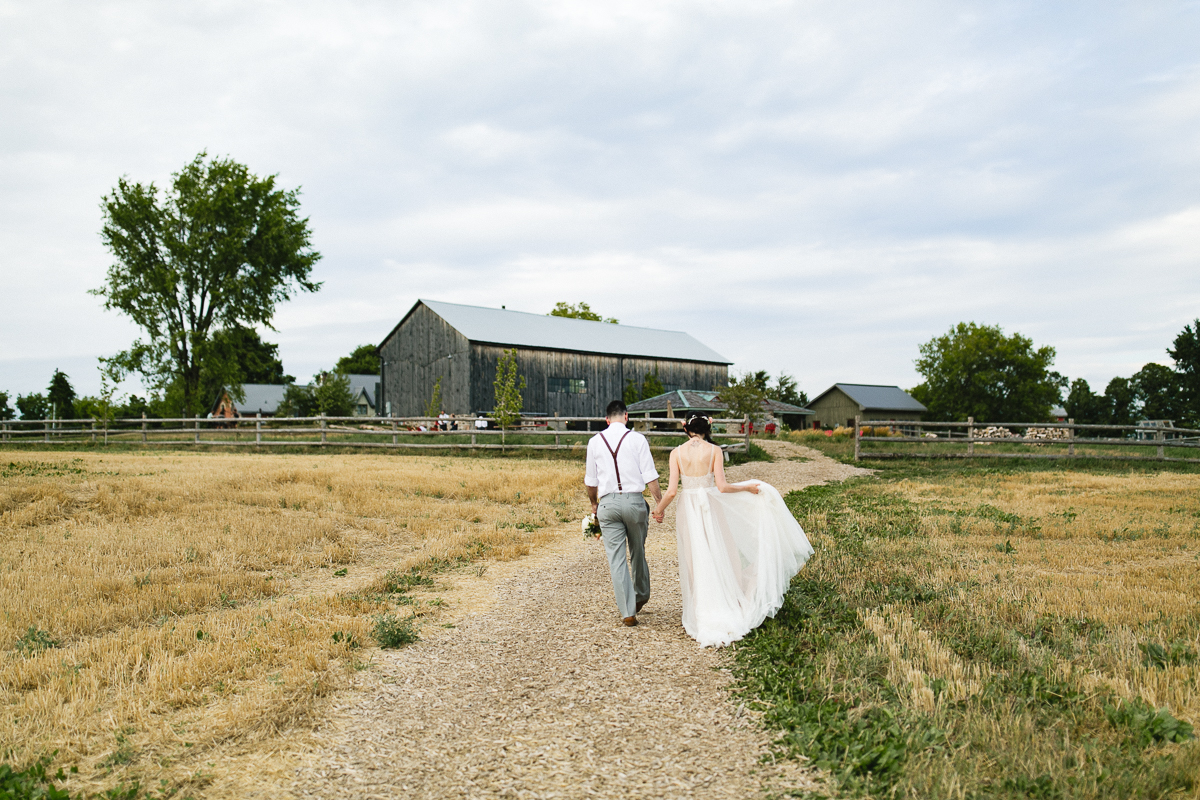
[585, 399, 663, 627]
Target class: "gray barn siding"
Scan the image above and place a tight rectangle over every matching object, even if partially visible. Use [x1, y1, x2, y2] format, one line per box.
[470, 346, 726, 417]
[380, 304, 471, 416]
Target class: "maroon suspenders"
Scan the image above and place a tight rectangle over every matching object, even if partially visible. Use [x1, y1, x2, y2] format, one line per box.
[600, 429, 632, 492]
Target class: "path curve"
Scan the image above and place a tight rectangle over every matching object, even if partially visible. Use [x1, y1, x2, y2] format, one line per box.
[291, 440, 866, 799]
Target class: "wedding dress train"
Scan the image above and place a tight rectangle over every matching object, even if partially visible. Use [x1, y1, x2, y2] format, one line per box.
[675, 473, 814, 647]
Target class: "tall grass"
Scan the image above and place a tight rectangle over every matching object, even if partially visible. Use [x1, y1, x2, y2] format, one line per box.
[0, 452, 585, 798]
[733, 469, 1200, 798]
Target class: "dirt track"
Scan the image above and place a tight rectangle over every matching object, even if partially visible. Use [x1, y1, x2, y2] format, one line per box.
[291, 441, 869, 799]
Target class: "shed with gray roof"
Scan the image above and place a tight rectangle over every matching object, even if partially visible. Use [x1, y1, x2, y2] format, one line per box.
[377, 300, 731, 418]
[807, 383, 927, 429]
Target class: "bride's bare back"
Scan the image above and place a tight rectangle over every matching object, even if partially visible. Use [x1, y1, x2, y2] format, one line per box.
[652, 435, 758, 522]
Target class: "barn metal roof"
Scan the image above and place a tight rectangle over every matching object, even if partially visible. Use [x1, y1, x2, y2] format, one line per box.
[395, 300, 731, 364]
[812, 383, 927, 412]
[627, 389, 812, 416]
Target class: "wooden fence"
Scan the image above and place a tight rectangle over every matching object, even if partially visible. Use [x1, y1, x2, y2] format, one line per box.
[852, 415, 1200, 464]
[0, 414, 752, 454]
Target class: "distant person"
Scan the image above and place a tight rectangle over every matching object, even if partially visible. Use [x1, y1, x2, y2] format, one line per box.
[651, 414, 813, 647]
[584, 399, 662, 627]
[438, 410, 450, 431]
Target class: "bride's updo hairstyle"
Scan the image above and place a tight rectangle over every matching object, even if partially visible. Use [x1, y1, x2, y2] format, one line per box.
[683, 414, 715, 444]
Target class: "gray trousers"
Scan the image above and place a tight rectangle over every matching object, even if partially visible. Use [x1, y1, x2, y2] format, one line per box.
[598, 492, 650, 618]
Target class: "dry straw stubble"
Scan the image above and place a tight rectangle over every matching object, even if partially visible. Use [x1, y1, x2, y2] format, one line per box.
[0, 451, 584, 797]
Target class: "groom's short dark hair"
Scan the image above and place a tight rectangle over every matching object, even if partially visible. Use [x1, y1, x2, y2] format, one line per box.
[605, 400, 627, 419]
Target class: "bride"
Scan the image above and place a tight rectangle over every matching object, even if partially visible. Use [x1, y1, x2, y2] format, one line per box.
[651, 415, 814, 647]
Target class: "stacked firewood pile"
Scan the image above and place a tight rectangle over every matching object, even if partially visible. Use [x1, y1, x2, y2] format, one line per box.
[1024, 427, 1070, 440]
[972, 426, 1069, 446]
[973, 426, 1016, 441]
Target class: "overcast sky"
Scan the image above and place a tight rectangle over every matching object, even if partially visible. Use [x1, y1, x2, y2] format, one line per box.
[2, 1, 1198, 402]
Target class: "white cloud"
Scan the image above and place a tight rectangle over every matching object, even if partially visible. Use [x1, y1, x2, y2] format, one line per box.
[1, 1, 1198, 404]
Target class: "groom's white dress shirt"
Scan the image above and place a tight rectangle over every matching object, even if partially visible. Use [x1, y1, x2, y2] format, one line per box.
[585, 422, 659, 497]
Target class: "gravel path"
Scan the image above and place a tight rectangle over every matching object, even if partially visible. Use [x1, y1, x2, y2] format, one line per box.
[291, 442, 866, 799]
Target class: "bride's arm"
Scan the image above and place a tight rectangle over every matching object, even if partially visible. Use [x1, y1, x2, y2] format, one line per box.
[713, 444, 760, 494]
[652, 449, 680, 521]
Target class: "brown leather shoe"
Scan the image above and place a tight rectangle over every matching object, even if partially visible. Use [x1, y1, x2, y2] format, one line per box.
[623, 616, 638, 627]
[635, 599, 648, 613]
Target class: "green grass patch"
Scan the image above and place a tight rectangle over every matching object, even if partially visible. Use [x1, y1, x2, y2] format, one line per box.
[729, 478, 1200, 798]
[372, 613, 419, 649]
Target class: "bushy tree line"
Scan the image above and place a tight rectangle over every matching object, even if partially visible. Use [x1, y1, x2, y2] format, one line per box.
[911, 320, 1200, 426]
[1064, 321, 1200, 427]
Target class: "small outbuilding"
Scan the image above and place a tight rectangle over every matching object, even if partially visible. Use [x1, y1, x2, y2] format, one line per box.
[210, 384, 290, 418]
[807, 383, 926, 429]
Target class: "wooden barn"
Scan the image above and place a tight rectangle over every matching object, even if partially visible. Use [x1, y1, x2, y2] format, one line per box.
[377, 300, 731, 418]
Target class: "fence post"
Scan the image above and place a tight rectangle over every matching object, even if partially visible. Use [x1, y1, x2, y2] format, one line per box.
[44, 419, 50, 443]
[104, 417, 108, 446]
[91, 420, 96, 444]
[854, 415, 861, 461]
[1156, 428, 1164, 459]
[141, 413, 147, 445]
[391, 419, 397, 446]
[320, 414, 327, 445]
[967, 416, 974, 457]
[1068, 418, 1075, 457]
[743, 415, 750, 453]
[256, 412, 262, 446]
[194, 415, 200, 444]
[555, 411, 560, 448]
[2, 421, 6, 442]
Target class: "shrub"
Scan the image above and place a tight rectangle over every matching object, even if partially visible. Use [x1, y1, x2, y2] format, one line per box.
[373, 613, 419, 649]
[15, 627, 59, 655]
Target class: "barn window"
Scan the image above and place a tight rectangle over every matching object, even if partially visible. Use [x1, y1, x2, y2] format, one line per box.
[549, 377, 587, 394]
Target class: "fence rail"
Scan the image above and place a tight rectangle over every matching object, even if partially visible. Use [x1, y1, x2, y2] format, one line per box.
[0, 414, 752, 454]
[852, 416, 1200, 464]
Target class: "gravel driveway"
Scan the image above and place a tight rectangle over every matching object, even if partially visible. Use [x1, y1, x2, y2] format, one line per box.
[291, 440, 866, 799]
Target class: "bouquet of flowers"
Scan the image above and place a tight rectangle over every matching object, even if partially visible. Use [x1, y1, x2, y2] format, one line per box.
[582, 513, 601, 540]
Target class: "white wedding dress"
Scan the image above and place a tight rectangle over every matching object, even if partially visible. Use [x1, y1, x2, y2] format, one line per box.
[675, 472, 814, 647]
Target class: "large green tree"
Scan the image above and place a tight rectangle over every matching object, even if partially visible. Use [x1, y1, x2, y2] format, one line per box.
[1132, 362, 1185, 422]
[549, 302, 618, 324]
[336, 345, 381, 375]
[719, 373, 768, 422]
[0, 391, 14, 421]
[198, 326, 292, 408]
[911, 322, 1064, 422]
[750, 370, 808, 407]
[1063, 378, 1107, 424]
[93, 152, 321, 417]
[1168, 319, 1200, 427]
[16, 393, 49, 421]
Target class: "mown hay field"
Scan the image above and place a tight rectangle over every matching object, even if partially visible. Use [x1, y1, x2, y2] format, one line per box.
[0, 451, 586, 798]
[735, 463, 1200, 798]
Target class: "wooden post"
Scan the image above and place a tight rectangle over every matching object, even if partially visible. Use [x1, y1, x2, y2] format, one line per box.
[854, 415, 861, 461]
[1156, 428, 1165, 459]
[141, 413, 147, 444]
[967, 416, 974, 457]
[1068, 418, 1075, 457]
[391, 419, 397, 446]
[2, 421, 6, 442]
[194, 415, 200, 444]
[44, 419, 50, 443]
[555, 411, 560, 448]
[256, 412, 262, 446]
[743, 415, 750, 453]
[320, 414, 327, 445]
[91, 420, 96, 444]
[103, 417, 108, 446]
